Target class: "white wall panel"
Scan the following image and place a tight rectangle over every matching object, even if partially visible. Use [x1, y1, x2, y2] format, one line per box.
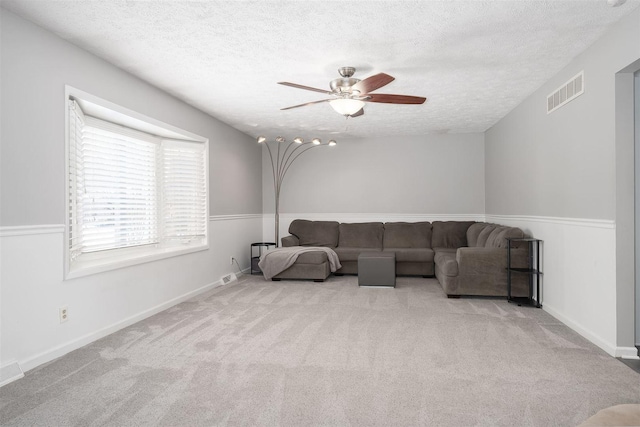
[0, 217, 261, 373]
[484, 215, 634, 357]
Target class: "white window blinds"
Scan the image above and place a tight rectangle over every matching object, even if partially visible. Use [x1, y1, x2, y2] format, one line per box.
[161, 140, 207, 243]
[68, 99, 207, 267]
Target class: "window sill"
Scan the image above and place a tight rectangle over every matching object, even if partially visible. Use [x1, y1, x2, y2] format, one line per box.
[65, 243, 209, 280]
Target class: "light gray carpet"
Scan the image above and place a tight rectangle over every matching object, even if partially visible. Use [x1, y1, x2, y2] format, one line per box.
[1, 276, 639, 426]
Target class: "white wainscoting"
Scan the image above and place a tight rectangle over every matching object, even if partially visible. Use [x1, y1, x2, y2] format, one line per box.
[0, 214, 262, 384]
[1, 212, 633, 385]
[485, 214, 632, 358]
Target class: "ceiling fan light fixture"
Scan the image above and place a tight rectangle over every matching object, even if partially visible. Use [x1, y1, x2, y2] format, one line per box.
[329, 99, 365, 116]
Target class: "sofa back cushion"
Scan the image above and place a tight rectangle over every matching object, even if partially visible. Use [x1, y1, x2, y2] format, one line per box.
[338, 222, 384, 248]
[476, 224, 499, 247]
[289, 219, 339, 247]
[466, 223, 490, 247]
[383, 222, 432, 248]
[431, 221, 475, 249]
[484, 226, 525, 248]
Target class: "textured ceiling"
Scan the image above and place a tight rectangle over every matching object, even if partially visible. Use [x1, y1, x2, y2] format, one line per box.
[3, 0, 639, 140]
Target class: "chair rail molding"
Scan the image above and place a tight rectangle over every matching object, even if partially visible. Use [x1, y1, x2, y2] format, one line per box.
[485, 214, 615, 229]
[266, 212, 485, 222]
[0, 215, 263, 238]
[209, 214, 263, 222]
[0, 224, 65, 237]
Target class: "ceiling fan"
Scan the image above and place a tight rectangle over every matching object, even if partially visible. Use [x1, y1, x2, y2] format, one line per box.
[278, 66, 427, 118]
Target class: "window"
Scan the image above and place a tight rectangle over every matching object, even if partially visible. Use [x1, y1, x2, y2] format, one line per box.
[66, 89, 208, 278]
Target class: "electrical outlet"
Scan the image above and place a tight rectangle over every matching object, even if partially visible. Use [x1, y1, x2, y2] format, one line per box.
[230, 256, 234, 265]
[59, 307, 68, 323]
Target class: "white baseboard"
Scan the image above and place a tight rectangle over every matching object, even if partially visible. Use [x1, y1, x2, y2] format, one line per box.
[0, 362, 24, 387]
[545, 303, 638, 359]
[18, 279, 224, 374]
[618, 348, 640, 359]
[543, 303, 618, 357]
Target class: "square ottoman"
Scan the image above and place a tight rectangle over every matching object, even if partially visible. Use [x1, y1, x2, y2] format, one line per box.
[358, 251, 396, 287]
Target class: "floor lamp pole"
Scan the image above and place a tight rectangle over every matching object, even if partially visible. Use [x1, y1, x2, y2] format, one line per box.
[258, 136, 336, 246]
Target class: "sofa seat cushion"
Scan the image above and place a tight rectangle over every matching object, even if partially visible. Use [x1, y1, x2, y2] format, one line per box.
[434, 252, 458, 276]
[383, 222, 432, 248]
[289, 219, 339, 247]
[433, 247, 457, 255]
[338, 222, 384, 248]
[384, 248, 434, 263]
[578, 404, 640, 427]
[334, 247, 381, 262]
[294, 251, 329, 265]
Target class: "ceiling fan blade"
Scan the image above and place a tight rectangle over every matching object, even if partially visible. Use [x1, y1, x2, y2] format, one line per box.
[349, 108, 364, 118]
[280, 99, 332, 110]
[278, 82, 332, 95]
[366, 94, 426, 104]
[352, 73, 395, 94]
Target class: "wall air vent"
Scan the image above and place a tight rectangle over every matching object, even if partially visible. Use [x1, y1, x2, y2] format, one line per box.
[547, 71, 584, 114]
[221, 272, 237, 285]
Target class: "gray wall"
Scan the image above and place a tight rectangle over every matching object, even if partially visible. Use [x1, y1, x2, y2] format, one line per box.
[485, 9, 640, 220]
[0, 8, 262, 226]
[485, 8, 640, 353]
[0, 9, 264, 372]
[262, 134, 485, 215]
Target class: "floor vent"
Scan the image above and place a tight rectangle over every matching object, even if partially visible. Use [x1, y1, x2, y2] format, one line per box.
[220, 272, 237, 285]
[547, 71, 584, 114]
[0, 362, 24, 387]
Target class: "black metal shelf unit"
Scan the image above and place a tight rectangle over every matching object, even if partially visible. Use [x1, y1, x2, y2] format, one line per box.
[507, 237, 543, 308]
[250, 242, 276, 275]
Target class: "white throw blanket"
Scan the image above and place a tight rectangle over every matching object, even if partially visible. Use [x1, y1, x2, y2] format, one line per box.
[258, 246, 342, 280]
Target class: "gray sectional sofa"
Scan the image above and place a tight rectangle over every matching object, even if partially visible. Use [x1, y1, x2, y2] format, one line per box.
[434, 222, 529, 297]
[276, 219, 529, 298]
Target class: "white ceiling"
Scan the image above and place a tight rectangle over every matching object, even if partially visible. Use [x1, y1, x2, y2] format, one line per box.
[3, 0, 639, 140]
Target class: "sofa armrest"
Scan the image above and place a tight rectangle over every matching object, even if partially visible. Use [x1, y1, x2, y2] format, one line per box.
[456, 247, 527, 275]
[281, 235, 299, 247]
[456, 247, 506, 275]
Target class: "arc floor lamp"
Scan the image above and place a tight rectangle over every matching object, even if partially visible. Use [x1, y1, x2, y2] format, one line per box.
[258, 135, 336, 246]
